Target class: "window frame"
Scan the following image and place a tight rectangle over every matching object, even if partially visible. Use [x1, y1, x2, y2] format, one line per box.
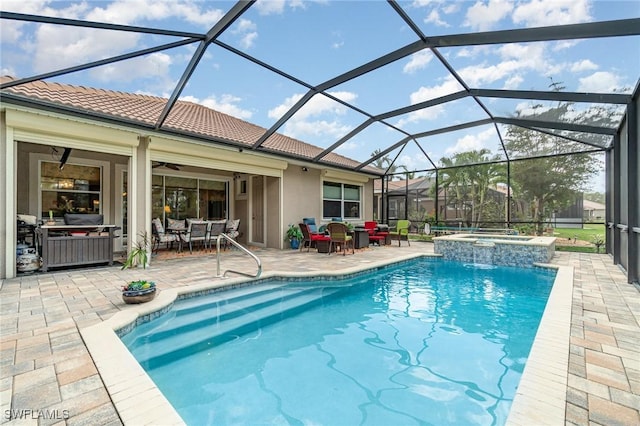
[30, 154, 111, 222]
[322, 180, 362, 220]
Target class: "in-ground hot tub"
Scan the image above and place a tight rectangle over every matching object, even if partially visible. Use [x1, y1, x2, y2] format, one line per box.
[434, 233, 556, 266]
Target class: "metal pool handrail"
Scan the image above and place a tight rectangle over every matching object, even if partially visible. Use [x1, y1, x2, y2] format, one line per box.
[215, 233, 262, 279]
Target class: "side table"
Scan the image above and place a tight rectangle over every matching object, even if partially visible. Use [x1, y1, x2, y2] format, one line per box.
[352, 229, 369, 249]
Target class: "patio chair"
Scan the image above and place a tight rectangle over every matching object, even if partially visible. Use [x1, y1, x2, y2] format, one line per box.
[327, 222, 354, 256]
[364, 221, 388, 245]
[180, 221, 209, 253]
[299, 222, 330, 252]
[151, 218, 178, 253]
[207, 220, 227, 251]
[302, 217, 318, 233]
[389, 220, 411, 246]
[224, 219, 241, 249]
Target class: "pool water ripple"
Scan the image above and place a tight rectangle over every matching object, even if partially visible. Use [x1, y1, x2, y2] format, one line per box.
[121, 258, 555, 425]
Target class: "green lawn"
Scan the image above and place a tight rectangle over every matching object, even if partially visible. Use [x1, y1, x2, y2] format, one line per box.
[552, 224, 605, 243]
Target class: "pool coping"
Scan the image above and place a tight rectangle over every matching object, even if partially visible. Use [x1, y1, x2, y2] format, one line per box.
[433, 233, 556, 246]
[80, 253, 571, 425]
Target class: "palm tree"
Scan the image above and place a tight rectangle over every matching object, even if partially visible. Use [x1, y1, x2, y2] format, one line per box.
[371, 149, 402, 180]
[438, 149, 505, 227]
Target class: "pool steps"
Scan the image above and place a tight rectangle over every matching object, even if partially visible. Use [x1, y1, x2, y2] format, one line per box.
[124, 283, 346, 369]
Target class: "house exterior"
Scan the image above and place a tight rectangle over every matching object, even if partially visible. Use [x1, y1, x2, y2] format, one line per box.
[583, 199, 606, 221]
[0, 77, 379, 279]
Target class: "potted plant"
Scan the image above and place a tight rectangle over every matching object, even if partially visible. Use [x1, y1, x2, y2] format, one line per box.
[121, 279, 156, 304]
[121, 232, 156, 303]
[121, 231, 150, 269]
[285, 224, 303, 249]
[46, 210, 56, 226]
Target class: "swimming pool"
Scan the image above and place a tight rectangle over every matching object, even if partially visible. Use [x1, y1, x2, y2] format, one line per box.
[120, 258, 556, 425]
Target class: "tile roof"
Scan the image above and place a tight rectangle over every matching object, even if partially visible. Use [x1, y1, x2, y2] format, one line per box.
[1, 76, 381, 174]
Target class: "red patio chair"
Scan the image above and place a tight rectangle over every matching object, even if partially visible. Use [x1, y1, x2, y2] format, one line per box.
[365, 221, 388, 245]
[299, 223, 330, 252]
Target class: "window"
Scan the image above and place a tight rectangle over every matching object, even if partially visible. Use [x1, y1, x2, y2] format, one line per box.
[322, 181, 361, 219]
[40, 161, 102, 219]
[152, 174, 228, 224]
[388, 196, 406, 220]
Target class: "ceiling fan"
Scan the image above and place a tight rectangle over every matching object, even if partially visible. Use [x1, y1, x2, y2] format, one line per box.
[152, 162, 181, 171]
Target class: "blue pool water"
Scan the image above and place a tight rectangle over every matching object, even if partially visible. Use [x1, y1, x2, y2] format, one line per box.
[121, 258, 556, 425]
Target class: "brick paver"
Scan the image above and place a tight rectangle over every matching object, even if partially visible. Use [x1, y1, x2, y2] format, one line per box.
[1, 246, 638, 424]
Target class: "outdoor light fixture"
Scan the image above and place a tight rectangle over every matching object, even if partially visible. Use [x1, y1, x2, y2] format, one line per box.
[301, 167, 308, 172]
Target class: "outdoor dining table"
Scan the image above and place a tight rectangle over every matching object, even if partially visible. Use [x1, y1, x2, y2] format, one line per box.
[167, 227, 187, 252]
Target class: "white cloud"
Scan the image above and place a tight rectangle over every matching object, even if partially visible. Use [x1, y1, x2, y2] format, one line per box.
[83, 0, 225, 27]
[331, 30, 344, 49]
[396, 77, 464, 127]
[442, 3, 460, 14]
[95, 52, 173, 83]
[464, 0, 514, 31]
[553, 40, 580, 51]
[512, 0, 591, 28]
[452, 43, 562, 90]
[32, 24, 143, 73]
[396, 153, 431, 172]
[445, 127, 496, 155]
[1, 66, 17, 77]
[424, 10, 449, 27]
[254, 0, 306, 15]
[578, 71, 622, 93]
[570, 60, 598, 73]
[403, 50, 434, 74]
[269, 91, 358, 141]
[514, 101, 551, 117]
[255, 0, 287, 15]
[181, 93, 253, 120]
[335, 140, 360, 154]
[4, 0, 226, 81]
[503, 75, 524, 89]
[231, 19, 259, 49]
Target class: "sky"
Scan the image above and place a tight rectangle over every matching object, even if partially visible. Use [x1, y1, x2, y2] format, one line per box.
[1, 0, 639, 191]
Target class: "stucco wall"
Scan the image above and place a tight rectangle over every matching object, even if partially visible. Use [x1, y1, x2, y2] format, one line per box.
[282, 166, 322, 231]
[282, 165, 374, 233]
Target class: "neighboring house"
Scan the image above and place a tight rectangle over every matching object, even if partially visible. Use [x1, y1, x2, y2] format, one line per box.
[0, 77, 379, 279]
[374, 177, 513, 227]
[583, 199, 606, 221]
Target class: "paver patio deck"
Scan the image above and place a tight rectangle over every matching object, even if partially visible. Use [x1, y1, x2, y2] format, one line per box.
[1, 243, 638, 425]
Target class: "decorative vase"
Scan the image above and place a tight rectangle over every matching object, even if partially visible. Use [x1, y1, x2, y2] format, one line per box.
[122, 288, 156, 304]
[290, 238, 300, 250]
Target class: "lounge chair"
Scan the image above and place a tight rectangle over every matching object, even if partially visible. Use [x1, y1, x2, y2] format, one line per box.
[327, 222, 354, 255]
[299, 222, 330, 252]
[389, 220, 411, 246]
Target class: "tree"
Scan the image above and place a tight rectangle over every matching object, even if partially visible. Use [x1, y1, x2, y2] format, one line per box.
[371, 149, 402, 180]
[438, 149, 505, 227]
[584, 191, 605, 204]
[504, 84, 618, 234]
